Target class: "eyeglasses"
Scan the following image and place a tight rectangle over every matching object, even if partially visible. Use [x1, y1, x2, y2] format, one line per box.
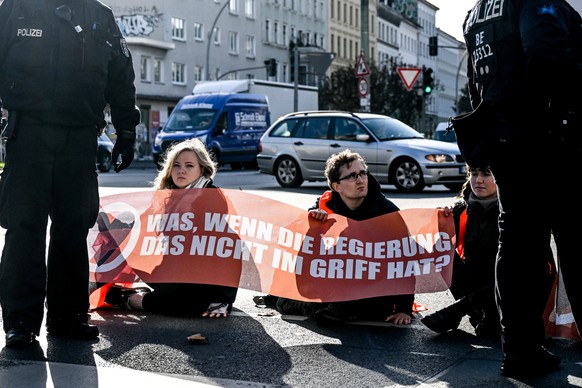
[337, 170, 368, 182]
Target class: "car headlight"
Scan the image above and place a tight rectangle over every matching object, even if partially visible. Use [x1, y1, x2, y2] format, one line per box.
[425, 154, 454, 163]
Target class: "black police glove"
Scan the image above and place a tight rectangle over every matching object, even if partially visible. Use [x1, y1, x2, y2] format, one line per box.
[111, 131, 136, 173]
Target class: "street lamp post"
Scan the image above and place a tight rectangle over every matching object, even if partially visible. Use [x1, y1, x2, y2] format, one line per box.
[205, 0, 230, 81]
[455, 50, 468, 114]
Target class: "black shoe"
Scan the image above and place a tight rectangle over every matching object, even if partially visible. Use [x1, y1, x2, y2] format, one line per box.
[313, 306, 358, 326]
[5, 327, 35, 348]
[46, 317, 99, 340]
[421, 311, 461, 334]
[276, 298, 317, 317]
[421, 296, 478, 334]
[104, 285, 150, 309]
[468, 310, 484, 329]
[500, 346, 561, 377]
[253, 294, 278, 308]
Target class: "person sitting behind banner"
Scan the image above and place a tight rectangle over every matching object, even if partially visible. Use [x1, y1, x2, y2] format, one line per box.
[421, 166, 556, 337]
[257, 149, 415, 326]
[103, 138, 238, 318]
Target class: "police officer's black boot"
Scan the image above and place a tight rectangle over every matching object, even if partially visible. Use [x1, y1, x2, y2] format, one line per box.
[421, 296, 476, 334]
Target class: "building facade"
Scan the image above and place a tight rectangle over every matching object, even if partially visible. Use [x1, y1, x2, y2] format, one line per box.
[105, 0, 467, 156]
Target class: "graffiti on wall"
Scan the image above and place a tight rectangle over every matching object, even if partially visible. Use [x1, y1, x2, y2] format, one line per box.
[112, 6, 165, 37]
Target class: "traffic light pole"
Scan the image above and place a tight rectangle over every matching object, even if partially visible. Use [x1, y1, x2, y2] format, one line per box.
[217, 65, 269, 80]
[455, 50, 468, 114]
[361, 0, 371, 112]
[293, 46, 299, 112]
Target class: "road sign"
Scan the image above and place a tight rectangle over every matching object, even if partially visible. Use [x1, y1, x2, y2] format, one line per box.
[304, 51, 336, 77]
[397, 67, 421, 91]
[356, 52, 369, 76]
[358, 77, 368, 97]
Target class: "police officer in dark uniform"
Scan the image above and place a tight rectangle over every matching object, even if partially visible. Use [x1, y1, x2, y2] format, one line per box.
[461, 0, 582, 378]
[0, 0, 140, 348]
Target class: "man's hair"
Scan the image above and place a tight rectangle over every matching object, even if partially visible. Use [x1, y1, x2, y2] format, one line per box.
[324, 149, 368, 189]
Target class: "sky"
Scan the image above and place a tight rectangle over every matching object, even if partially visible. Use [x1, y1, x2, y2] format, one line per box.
[430, 0, 582, 42]
[429, 0, 475, 42]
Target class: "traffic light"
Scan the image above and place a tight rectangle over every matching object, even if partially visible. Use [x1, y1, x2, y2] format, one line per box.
[264, 58, 277, 77]
[429, 36, 438, 56]
[423, 67, 434, 95]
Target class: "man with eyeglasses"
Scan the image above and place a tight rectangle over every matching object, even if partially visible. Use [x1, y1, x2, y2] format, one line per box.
[275, 149, 415, 326]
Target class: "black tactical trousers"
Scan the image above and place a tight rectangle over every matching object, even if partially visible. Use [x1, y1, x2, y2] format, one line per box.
[492, 129, 582, 353]
[0, 118, 99, 335]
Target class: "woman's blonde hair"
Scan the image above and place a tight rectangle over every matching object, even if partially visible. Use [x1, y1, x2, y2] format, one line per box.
[152, 138, 217, 189]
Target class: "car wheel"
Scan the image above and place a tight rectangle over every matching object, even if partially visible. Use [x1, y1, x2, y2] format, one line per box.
[275, 156, 303, 188]
[97, 152, 112, 173]
[392, 157, 425, 193]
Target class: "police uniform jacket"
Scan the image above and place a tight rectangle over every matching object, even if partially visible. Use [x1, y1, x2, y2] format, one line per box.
[462, 0, 582, 142]
[0, 0, 140, 134]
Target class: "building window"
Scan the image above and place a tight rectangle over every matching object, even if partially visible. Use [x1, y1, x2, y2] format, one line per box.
[140, 56, 151, 82]
[172, 62, 186, 84]
[265, 19, 271, 43]
[245, 0, 255, 18]
[274, 21, 280, 45]
[171, 17, 185, 40]
[282, 24, 288, 46]
[229, 0, 238, 14]
[228, 31, 239, 54]
[193, 65, 202, 82]
[212, 27, 221, 45]
[153, 58, 163, 83]
[194, 23, 204, 41]
[246, 35, 256, 57]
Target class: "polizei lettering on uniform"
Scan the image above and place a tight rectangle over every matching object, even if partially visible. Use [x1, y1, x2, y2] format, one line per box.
[17, 28, 43, 37]
[465, 0, 504, 31]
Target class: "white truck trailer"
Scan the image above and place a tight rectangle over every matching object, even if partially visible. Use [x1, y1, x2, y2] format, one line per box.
[192, 79, 318, 123]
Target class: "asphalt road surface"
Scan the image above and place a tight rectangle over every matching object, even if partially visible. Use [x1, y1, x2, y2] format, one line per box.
[0, 164, 579, 387]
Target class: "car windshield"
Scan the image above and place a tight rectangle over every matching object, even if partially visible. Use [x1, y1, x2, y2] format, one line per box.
[361, 117, 424, 140]
[164, 109, 217, 132]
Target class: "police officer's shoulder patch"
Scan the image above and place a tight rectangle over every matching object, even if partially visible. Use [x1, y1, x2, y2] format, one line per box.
[120, 38, 130, 57]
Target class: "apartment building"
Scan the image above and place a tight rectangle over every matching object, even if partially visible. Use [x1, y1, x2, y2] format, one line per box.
[105, 0, 466, 152]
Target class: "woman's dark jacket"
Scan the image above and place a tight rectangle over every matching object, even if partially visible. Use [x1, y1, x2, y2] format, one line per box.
[450, 196, 499, 297]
